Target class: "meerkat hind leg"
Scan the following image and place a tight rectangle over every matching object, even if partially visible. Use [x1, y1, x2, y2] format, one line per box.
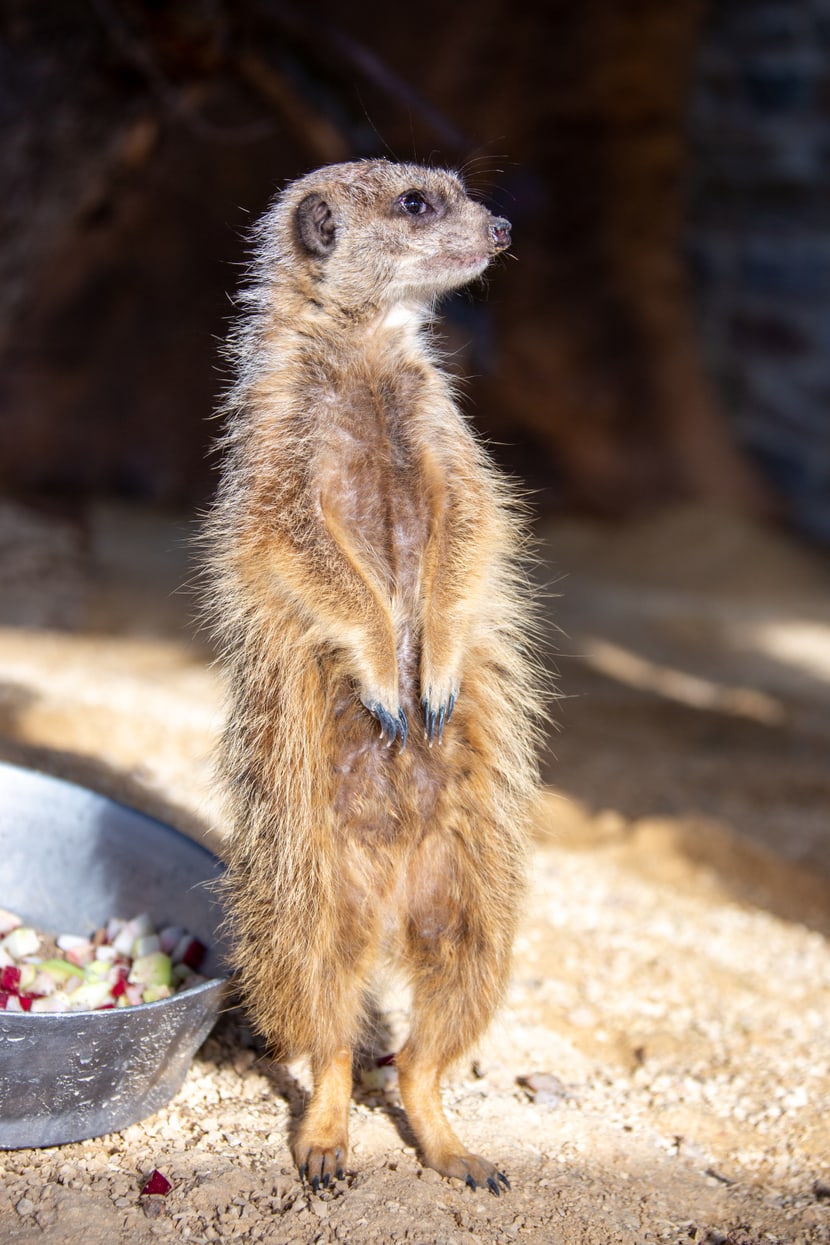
[396, 1046, 509, 1194]
[395, 903, 512, 1192]
[293, 1048, 353, 1190]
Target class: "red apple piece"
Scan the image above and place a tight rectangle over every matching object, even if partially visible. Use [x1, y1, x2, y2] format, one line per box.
[141, 1170, 172, 1196]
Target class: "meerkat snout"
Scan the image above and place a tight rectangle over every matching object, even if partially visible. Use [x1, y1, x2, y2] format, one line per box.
[489, 216, 512, 253]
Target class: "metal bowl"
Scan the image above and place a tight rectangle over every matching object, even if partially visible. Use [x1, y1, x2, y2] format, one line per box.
[0, 761, 228, 1149]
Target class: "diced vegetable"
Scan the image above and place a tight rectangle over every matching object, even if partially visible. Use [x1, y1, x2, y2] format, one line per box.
[1, 927, 40, 958]
[0, 908, 22, 936]
[133, 934, 161, 958]
[0, 909, 211, 1013]
[141, 1169, 172, 1196]
[129, 952, 172, 989]
[0, 965, 21, 992]
[171, 934, 207, 971]
[37, 958, 85, 983]
[68, 981, 120, 1011]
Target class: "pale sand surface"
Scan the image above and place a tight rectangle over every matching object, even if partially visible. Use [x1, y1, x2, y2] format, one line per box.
[0, 501, 828, 1245]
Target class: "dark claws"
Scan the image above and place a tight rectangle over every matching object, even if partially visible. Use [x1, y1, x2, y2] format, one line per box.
[487, 1176, 501, 1197]
[465, 1174, 478, 1191]
[375, 704, 396, 743]
[498, 1171, 510, 1190]
[300, 1164, 345, 1192]
[362, 699, 408, 750]
[422, 691, 457, 745]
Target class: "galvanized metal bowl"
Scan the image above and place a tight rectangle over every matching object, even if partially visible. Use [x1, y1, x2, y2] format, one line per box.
[0, 761, 228, 1149]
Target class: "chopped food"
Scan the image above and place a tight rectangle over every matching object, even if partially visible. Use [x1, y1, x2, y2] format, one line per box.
[141, 1169, 173, 1196]
[0, 911, 209, 1013]
[0, 908, 22, 936]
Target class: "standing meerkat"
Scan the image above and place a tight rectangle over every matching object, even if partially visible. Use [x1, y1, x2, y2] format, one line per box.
[203, 159, 545, 1194]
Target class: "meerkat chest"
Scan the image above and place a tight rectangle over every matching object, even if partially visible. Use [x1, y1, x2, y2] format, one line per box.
[317, 364, 436, 589]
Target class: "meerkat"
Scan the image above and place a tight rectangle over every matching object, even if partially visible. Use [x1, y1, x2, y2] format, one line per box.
[202, 159, 545, 1195]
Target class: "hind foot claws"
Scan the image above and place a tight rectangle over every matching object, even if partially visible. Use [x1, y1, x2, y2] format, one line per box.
[296, 1144, 348, 1193]
[428, 1150, 509, 1194]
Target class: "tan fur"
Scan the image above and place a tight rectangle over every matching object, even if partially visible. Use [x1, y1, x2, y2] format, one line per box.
[201, 160, 546, 1193]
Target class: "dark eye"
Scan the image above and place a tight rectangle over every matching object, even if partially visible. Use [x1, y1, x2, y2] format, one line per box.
[399, 189, 431, 217]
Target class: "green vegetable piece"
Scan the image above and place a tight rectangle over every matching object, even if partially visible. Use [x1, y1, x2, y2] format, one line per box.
[142, 984, 174, 1003]
[128, 952, 172, 988]
[68, 981, 116, 1011]
[37, 958, 85, 983]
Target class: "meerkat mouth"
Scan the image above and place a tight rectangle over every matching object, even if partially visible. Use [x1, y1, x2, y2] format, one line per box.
[429, 253, 490, 274]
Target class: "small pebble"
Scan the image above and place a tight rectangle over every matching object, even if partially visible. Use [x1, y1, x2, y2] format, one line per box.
[517, 1072, 568, 1106]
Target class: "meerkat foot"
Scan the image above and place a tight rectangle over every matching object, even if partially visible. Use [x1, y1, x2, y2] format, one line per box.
[293, 1049, 352, 1191]
[397, 1048, 509, 1194]
[423, 1147, 509, 1195]
[294, 1134, 349, 1191]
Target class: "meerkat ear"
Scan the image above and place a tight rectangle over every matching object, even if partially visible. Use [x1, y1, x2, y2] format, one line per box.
[296, 193, 337, 257]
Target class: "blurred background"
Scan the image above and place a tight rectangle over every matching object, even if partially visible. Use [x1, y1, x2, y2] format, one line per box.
[1, 0, 829, 535]
[0, 0, 829, 897]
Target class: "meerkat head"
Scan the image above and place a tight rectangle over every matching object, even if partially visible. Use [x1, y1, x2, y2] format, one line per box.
[273, 160, 511, 312]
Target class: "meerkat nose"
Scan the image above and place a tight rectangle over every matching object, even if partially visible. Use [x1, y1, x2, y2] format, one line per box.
[489, 217, 512, 252]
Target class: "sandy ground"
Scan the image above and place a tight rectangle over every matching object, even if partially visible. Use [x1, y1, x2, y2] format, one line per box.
[0, 499, 828, 1245]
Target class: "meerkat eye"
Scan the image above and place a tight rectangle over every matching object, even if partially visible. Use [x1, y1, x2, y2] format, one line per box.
[398, 189, 432, 217]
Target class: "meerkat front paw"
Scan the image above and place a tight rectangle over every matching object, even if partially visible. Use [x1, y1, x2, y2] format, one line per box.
[360, 695, 409, 748]
[421, 681, 459, 745]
